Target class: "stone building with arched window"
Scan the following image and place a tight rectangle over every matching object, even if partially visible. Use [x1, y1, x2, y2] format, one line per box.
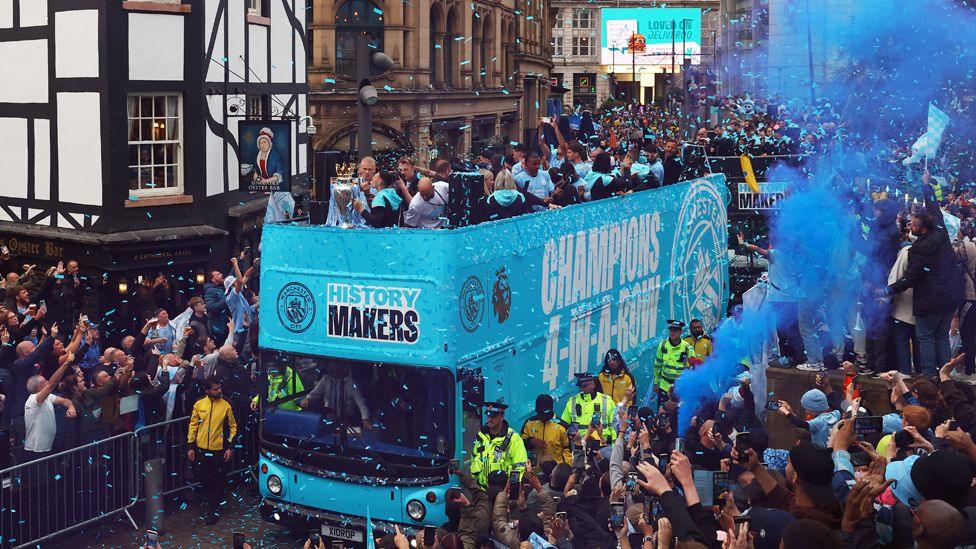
[308, 0, 553, 162]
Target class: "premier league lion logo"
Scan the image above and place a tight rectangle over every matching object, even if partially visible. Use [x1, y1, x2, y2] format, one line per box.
[492, 266, 511, 324]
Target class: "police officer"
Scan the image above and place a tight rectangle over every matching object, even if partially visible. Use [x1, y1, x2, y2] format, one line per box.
[521, 394, 571, 465]
[560, 373, 616, 444]
[470, 401, 528, 488]
[652, 320, 697, 410]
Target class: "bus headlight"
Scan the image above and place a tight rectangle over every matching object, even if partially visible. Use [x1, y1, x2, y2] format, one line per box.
[406, 499, 426, 522]
[267, 475, 283, 496]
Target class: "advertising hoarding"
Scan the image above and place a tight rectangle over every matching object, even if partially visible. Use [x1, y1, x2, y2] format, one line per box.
[601, 7, 702, 66]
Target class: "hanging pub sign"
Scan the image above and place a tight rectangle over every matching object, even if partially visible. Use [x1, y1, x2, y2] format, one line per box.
[239, 120, 291, 192]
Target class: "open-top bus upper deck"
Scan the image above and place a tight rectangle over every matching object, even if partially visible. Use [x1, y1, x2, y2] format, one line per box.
[259, 174, 730, 426]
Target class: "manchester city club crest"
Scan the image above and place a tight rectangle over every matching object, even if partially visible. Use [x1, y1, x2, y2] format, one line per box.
[276, 282, 315, 333]
[668, 178, 728, 333]
[459, 275, 485, 333]
[491, 266, 511, 324]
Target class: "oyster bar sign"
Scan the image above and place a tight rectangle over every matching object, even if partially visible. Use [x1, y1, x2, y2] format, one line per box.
[2, 237, 65, 260]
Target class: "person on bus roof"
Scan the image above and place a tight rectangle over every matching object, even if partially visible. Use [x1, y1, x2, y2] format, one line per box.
[470, 401, 528, 489]
[354, 172, 402, 228]
[598, 348, 636, 407]
[521, 394, 571, 466]
[482, 170, 531, 222]
[559, 373, 616, 444]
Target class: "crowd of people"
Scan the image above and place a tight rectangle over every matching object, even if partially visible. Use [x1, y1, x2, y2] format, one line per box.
[331, 93, 855, 232]
[6, 86, 976, 547]
[0, 247, 259, 524]
[336, 92, 976, 549]
[341, 344, 976, 549]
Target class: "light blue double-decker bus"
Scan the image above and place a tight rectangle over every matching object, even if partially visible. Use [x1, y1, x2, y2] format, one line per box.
[257, 175, 729, 545]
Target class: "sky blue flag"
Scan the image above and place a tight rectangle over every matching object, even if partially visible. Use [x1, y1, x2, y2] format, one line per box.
[903, 103, 950, 165]
[925, 103, 950, 158]
[366, 506, 375, 549]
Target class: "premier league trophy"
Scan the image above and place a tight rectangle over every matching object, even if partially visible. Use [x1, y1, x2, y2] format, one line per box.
[326, 162, 368, 227]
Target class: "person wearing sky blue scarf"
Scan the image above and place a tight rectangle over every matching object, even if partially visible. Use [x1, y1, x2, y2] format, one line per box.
[355, 172, 403, 228]
[484, 170, 530, 222]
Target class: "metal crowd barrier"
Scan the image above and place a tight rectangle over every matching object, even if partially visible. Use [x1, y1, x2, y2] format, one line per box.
[0, 414, 262, 548]
[0, 432, 139, 548]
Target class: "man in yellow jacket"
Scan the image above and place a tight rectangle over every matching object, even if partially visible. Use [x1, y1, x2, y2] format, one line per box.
[683, 319, 713, 361]
[521, 394, 572, 466]
[651, 320, 697, 411]
[187, 376, 238, 525]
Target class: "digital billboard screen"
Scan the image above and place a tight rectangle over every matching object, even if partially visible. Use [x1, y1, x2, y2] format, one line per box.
[601, 7, 702, 66]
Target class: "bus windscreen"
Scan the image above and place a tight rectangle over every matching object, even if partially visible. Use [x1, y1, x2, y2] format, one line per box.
[259, 351, 454, 467]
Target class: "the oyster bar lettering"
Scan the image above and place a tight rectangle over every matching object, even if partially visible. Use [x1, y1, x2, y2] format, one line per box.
[3, 238, 64, 259]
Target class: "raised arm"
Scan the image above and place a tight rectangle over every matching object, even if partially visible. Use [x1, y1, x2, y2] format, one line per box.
[550, 120, 567, 149]
[35, 351, 73, 404]
[63, 320, 85, 358]
[230, 257, 245, 292]
[738, 232, 770, 258]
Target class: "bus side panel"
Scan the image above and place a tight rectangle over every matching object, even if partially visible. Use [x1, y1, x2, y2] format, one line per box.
[450, 176, 730, 426]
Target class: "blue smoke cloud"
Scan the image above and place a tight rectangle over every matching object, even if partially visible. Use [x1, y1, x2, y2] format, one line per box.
[675, 304, 775, 433]
[677, 0, 976, 431]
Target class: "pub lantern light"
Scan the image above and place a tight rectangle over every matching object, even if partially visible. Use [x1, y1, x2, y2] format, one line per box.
[118, 278, 129, 294]
[195, 271, 206, 285]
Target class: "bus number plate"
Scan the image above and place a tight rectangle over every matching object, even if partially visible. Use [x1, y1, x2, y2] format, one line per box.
[322, 524, 364, 543]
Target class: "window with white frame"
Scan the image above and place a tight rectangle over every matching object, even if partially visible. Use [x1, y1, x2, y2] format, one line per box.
[555, 12, 563, 28]
[127, 94, 182, 195]
[571, 9, 593, 29]
[247, 0, 265, 16]
[572, 36, 593, 56]
[553, 37, 563, 57]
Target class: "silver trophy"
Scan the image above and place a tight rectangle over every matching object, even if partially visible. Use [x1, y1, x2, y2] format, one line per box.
[326, 163, 367, 227]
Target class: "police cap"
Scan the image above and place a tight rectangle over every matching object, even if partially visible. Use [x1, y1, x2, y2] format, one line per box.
[574, 373, 598, 385]
[484, 401, 508, 416]
[667, 319, 686, 331]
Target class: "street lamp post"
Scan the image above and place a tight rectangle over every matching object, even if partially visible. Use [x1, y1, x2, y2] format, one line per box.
[355, 33, 394, 158]
[632, 47, 637, 104]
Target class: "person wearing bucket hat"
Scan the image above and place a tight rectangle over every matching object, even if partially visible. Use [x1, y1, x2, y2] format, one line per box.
[521, 394, 571, 465]
[776, 388, 841, 447]
[884, 454, 926, 508]
[598, 348, 636, 407]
